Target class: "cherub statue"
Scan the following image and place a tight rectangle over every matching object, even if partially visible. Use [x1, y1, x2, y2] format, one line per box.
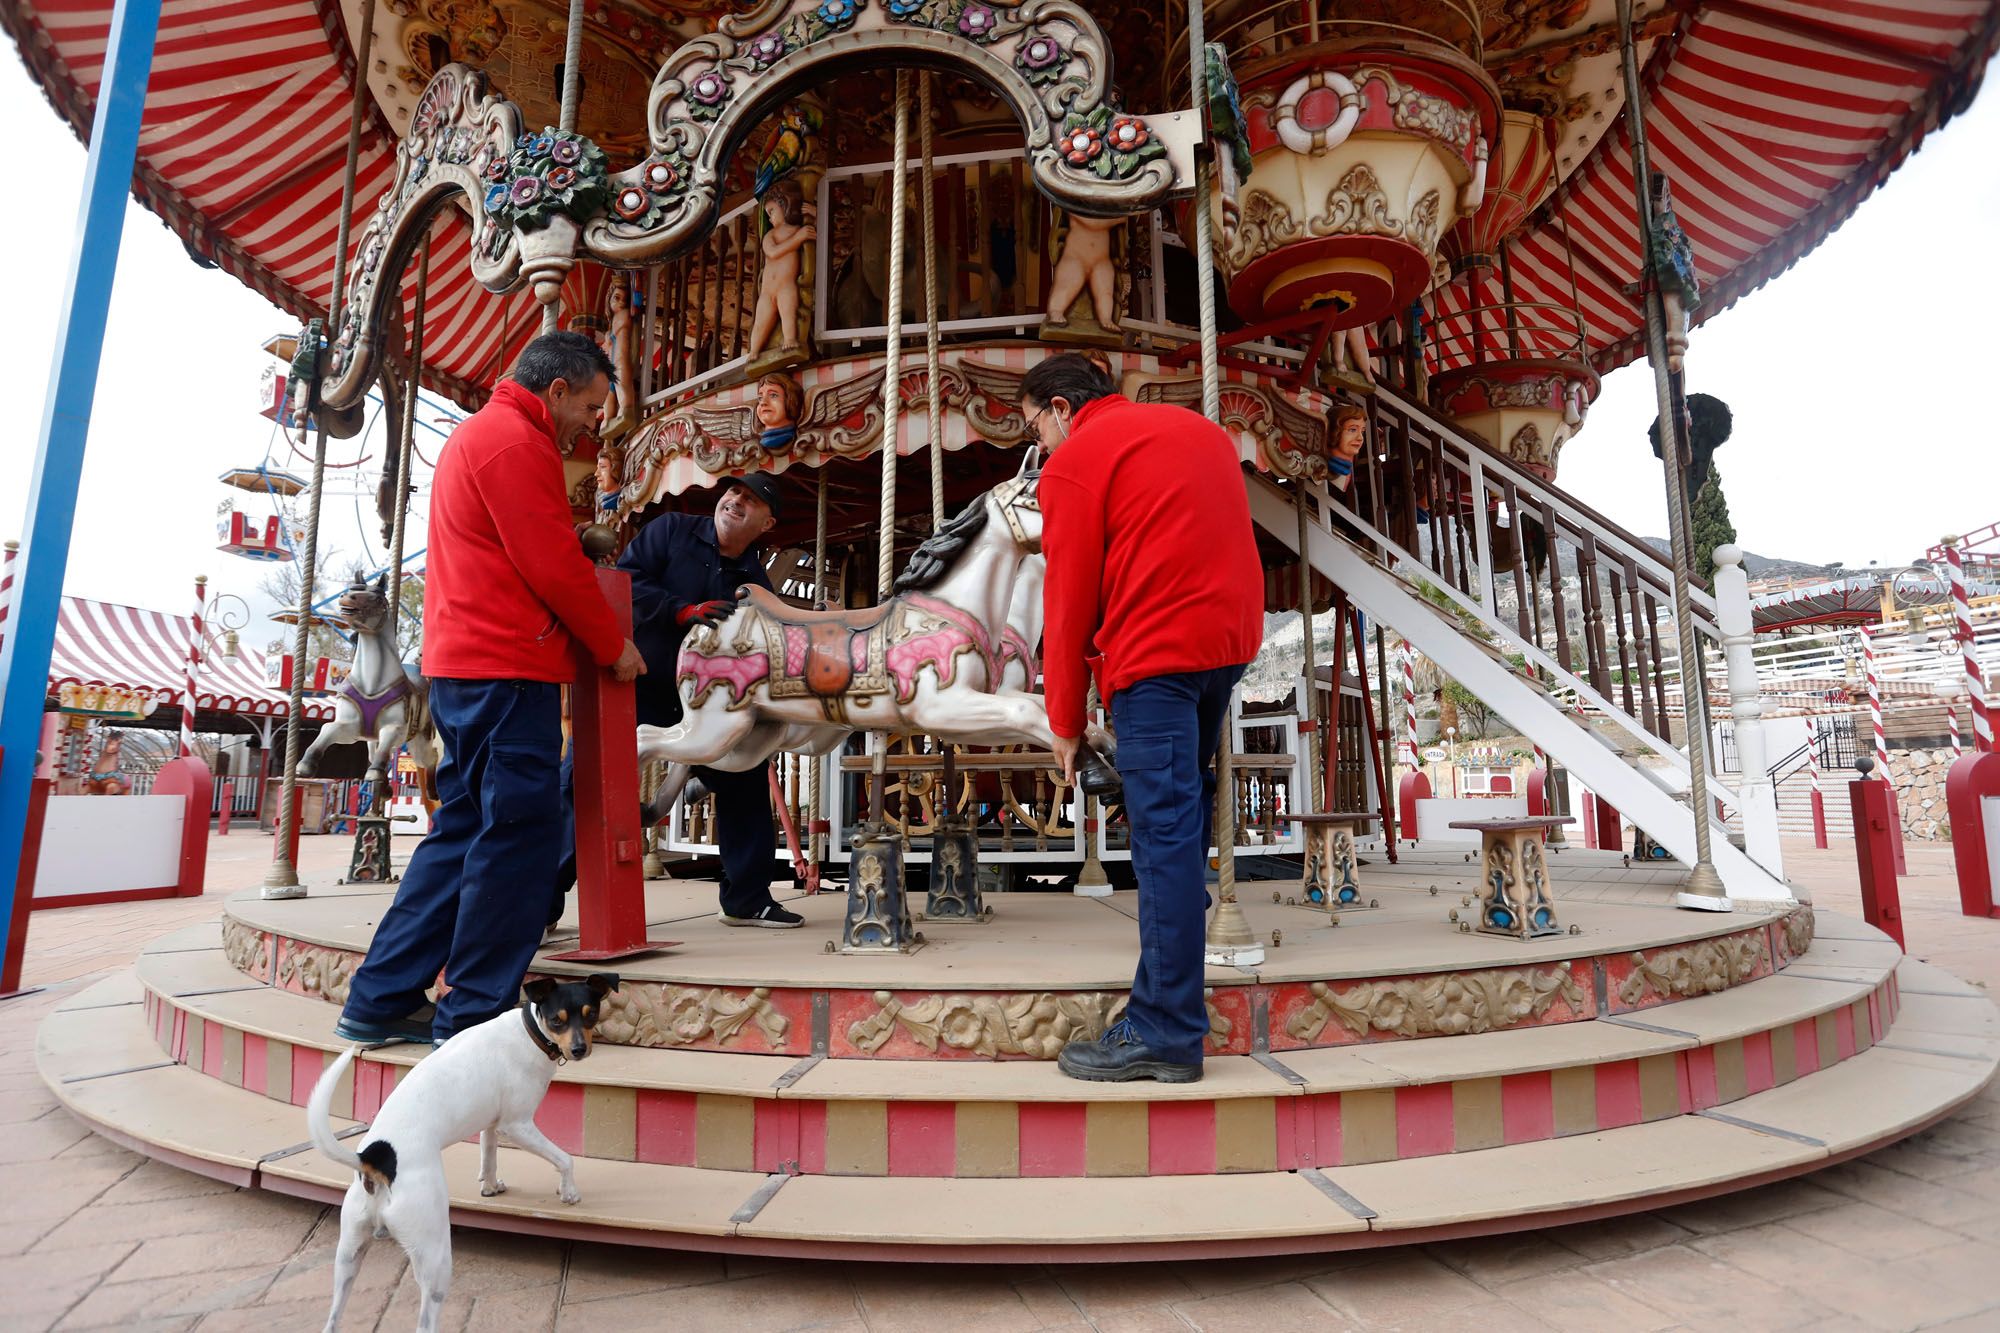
[1044, 212, 1123, 333]
[1327, 403, 1368, 492]
[594, 443, 624, 519]
[747, 180, 816, 359]
[1333, 324, 1376, 384]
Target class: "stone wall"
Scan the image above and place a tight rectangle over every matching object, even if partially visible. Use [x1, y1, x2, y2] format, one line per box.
[1882, 747, 1960, 840]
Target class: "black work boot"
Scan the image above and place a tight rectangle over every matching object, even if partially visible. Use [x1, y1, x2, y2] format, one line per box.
[1055, 1018, 1201, 1083]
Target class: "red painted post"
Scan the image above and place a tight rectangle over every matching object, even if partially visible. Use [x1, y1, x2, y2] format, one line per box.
[272, 785, 303, 869]
[1590, 794, 1622, 852]
[1848, 761, 1905, 949]
[547, 567, 676, 962]
[1, 769, 50, 996]
[218, 779, 233, 836]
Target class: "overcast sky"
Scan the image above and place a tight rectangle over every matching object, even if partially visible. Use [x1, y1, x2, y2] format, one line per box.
[1, 56, 1995, 651]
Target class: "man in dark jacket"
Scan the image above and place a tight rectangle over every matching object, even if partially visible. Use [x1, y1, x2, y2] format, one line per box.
[553, 473, 801, 928]
[336, 331, 645, 1047]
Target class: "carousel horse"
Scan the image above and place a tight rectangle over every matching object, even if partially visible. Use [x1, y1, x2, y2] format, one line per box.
[300, 577, 440, 783]
[636, 464, 1111, 809]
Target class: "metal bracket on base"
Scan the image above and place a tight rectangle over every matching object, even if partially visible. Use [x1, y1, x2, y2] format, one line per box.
[841, 824, 919, 953]
[544, 938, 683, 963]
[922, 818, 988, 923]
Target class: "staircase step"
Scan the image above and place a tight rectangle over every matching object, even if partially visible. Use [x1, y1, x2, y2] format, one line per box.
[126, 912, 1916, 1180]
[38, 996, 1993, 1260]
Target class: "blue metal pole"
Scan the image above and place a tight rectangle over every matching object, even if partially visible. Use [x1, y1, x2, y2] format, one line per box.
[0, 0, 164, 985]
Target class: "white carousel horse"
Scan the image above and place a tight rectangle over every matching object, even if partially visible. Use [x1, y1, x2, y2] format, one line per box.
[300, 578, 440, 782]
[636, 469, 1107, 809]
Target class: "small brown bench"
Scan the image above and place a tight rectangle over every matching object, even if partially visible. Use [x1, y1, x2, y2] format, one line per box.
[1289, 812, 1380, 913]
[1447, 815, 1575, 939]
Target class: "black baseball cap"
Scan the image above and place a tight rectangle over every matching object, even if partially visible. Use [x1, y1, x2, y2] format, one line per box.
[728, 472, 782, 519]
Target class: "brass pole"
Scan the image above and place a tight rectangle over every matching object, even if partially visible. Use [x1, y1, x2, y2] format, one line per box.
[264, 0, 378, 898]
[1616, 0, 1728, 911]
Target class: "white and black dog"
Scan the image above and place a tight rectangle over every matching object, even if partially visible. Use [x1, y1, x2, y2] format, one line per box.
[307, 974, 617, 1332]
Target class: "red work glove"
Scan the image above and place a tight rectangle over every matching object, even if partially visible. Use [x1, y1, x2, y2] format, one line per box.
[676, 599, 733, 628]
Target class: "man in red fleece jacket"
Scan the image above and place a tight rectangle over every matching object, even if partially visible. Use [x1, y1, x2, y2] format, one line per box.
[1027, 354, 1264, 1084]
[337, 331, 645, 1047]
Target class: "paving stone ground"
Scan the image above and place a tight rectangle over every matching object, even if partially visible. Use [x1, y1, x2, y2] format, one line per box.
[1, 832, 1995, 1332]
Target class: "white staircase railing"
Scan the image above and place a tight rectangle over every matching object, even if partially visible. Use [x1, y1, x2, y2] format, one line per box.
[1250, 382, 1794, 903]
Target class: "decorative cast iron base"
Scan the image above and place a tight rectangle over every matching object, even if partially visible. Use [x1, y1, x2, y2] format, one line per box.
[923, 817, 988, 922]
[1295, 814, 1379, 914]
[1461, 821, 1568, 940]
[339, 782, 396, 885]
[842, 824, 918, 953]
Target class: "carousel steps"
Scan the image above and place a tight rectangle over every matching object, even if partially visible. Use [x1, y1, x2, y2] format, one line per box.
[37, 965, 1996, 1260]
[106, 915, 1947, 1182]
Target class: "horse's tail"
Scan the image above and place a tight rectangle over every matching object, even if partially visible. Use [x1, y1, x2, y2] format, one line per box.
[403, 677, 443, 806]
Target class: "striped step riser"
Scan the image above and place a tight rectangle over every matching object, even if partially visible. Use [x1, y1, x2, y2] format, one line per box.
[221, 911, 1817, 1060]
[138, 976, 1899, 1179]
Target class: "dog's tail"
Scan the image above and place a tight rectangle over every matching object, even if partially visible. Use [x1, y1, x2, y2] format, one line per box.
[307, 1045, 399, 1196]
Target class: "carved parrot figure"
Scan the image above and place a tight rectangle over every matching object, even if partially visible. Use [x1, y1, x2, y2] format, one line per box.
[754, 103, 823, 198]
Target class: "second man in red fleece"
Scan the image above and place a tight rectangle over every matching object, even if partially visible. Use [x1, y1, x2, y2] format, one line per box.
[337, 331, 645, 1048]
[1026, 354, 1264, 1084]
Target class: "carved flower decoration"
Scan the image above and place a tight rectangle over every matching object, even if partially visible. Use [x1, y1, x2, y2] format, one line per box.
[1061, 106, 1168, 180]
[1016, 31, 1066, 83]
[938, 1001, 985, 1051]
[644, 159, 679, 193]
[665, 993, 713, 1044]
[486, 127, 609, 232]
[614, 185, 650, 221]
[884, 0, 927, 17]
[1108, 116, 1150, 152]
[484, 155, 509, 183]
[957, 3, 998, 40]
[1061, 126, 1103, 165]
[814, 0, 862, 33]
[687, 68, 731, 122]
[747, 31, 787, 67]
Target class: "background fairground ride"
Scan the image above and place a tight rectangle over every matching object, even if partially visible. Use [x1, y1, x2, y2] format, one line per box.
[8, 0, 2000, 1262]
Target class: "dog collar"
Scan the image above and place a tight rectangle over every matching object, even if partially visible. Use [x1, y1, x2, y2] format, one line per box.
[521, 1002, 565, 1063]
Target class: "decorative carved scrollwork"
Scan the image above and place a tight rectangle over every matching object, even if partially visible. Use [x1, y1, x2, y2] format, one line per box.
[1783, 907, 1816, 961]
[1617, 933, 1767, 1007]
[221, 919, 268, 979]
[847, 987, 1232, 1059]
[1285, 965, 1584, 1043]
[594, 983, 791, 1049]
[276, 941, 360, 1006]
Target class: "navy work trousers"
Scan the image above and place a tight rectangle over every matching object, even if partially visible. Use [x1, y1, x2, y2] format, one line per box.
[342, 678, 563, 1043]
[553, 756, 776, 922]
[1109, 666, 1243, 1065]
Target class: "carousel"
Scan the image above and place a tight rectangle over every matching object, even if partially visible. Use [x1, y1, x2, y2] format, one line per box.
[14, 0, 2000, 1259]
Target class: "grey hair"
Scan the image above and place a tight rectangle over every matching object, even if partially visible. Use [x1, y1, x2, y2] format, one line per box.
[511, 330, 616, 392]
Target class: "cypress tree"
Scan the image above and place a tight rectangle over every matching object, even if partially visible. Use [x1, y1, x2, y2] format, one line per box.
[1691, 462, 1738, 584]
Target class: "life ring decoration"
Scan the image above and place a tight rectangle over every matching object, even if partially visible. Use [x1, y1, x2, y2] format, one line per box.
[1271, 71, 1362, 156]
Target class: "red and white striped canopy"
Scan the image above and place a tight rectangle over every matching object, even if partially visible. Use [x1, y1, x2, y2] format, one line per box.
[50, 596, 333, 721]
[2, 0, 536, 407]
[1497, 0, 1998, 372]
[4, 1, 1995, 400]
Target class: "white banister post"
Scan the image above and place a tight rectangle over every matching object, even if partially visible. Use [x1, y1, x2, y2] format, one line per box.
[1713, 545, 1784, 882]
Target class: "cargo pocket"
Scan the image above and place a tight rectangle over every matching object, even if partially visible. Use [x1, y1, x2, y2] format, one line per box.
[486, 744, 559, 827]
[1113, 734, 1179, 836]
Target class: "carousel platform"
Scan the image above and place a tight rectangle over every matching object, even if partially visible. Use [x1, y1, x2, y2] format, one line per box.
[34, 849, 1999, 1261]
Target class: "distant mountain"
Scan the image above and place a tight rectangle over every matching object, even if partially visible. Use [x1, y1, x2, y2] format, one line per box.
[1640, 538, 1835, 582]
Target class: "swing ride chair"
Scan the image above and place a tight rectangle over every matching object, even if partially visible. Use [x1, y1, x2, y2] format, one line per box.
[20, 0, 1999, 1262]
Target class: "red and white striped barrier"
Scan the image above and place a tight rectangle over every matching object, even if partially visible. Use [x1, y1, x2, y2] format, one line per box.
[0, 540, 17, 657]
[1945, 537, 1993, 754]
[1806, 714, 1828, 848]
[181, 575, 206, 759]
[1863, 625, 1889, 779]
[1950, 706, 1962, 761]
[1400, 646, 1418, 767]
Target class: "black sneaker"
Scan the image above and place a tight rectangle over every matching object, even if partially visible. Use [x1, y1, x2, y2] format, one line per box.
[334, 1011, 434, 1047]
[1056, 1019, 1202, 1083]
[718, 903, 804, 929]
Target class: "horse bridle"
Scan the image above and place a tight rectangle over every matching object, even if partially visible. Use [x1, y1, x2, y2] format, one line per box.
[991, 470, 1042, 551]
